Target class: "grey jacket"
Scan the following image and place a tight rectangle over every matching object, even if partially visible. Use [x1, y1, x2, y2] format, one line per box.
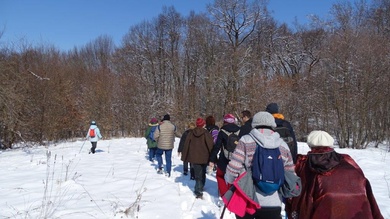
[154, 120, 176, 150]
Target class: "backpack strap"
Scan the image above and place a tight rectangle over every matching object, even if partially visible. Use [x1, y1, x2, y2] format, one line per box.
[221, 129, 240, 136]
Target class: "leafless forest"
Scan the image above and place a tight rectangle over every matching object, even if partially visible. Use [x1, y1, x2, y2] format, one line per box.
[0, 0, 389, 149]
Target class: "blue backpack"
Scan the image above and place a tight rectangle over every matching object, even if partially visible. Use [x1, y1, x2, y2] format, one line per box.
[149, 126, 157, 141]
[251, 139, 285, 195]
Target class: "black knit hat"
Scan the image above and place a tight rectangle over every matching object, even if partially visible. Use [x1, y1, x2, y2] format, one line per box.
[163, 114, 170, 121]
[266, 103, 279, 114]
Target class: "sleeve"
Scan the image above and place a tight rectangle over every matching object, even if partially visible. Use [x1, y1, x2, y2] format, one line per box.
[209, 131, 224, 163]
[225, 140, 246, 184]
[205, 132, 214, 153]
[280, 142, 295, 172]
[154, 125, 160, 141]
[96, 127, 103, 138]
[178, 131, 188, 152]
[211, 129, 219, 144]
[145, 126, 150, 139]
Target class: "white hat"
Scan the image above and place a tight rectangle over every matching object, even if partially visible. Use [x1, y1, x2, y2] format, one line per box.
[307, 130, 334, 147]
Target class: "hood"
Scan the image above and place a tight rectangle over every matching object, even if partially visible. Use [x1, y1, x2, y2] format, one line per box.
[221, 123, 240, 133]
[192, 127, 207, 137]
[308, 149, 341, 174]
[249, 128, 284, 149]
[89, 124, 98, 129]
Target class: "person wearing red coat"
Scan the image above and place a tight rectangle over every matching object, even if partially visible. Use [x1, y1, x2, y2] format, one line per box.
[285, 130, 383, 219]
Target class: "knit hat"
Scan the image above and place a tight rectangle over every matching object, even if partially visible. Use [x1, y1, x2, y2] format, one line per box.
[163, 114, 170, 121]
[91, 121, 96, 125]
[150, 118, 158, 124]
[251, 111, 277, 128]
[266, 103, 279, 114]
[196, 118, 206, 127]
[223, 114, 236, 124]
[307, 130, 334, 147]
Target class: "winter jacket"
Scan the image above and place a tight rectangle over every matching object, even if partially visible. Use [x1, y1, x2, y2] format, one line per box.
[181, 127, 214, 165]
[206, 125, 219, 144]
[144, 124, 158, 149]
[273, 113, 298, 164]
[86, 125, 102, 142]
[222, 170, 260, 217]
[209, 123, 240, 172]
[286, 149, 384, 219]
[178, 129, 191, 153]
[225, 128, 294, 207]
[239, 118, 252, 138]
[154, 120, 176, 150]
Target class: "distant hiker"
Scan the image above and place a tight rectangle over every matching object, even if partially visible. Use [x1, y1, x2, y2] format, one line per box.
[86, 121, 103, 154]
[178, 122, 196, 179]
[205, 115, 219, 144]
[266, 103, 298, 164]
[285, 130, 384, 219]
[209, 113, 240, 197]
[144, 118, 159, 162]
[154, 114, 176, 177]
[224, 111, 295, 219]
[239, 110, 253, 138]
[182, 118, 214, 199]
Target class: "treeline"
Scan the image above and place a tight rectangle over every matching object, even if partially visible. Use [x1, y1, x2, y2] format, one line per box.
[0, 0, 389, 149]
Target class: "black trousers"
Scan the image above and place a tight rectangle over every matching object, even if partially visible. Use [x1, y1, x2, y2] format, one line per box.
[90, 141, 97, 153]
[192, 164, 207, 196]
[235, 207, 282, 219]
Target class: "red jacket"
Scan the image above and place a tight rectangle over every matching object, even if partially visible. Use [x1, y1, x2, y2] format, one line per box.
[286, 148, 383, 219]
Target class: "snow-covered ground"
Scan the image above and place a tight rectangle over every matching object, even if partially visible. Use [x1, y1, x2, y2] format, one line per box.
[1, 138, 389, 218]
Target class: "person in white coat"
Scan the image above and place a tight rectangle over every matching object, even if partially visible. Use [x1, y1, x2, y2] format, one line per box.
[86, 121, 103, 154]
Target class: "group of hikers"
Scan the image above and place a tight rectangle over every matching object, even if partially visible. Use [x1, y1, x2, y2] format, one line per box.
[143, 103, 383, 219]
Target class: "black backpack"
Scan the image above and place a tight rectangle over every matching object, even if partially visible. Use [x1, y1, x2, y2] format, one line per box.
[221, 129, 240, 160]
[274, 122, 294, 155]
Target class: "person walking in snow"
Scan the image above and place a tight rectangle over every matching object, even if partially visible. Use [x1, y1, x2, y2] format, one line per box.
[86, 121, 103, 154]
[178, 121, 195, 179]
[285, 130, 384, 219]
[266, 103, 298, 164]
[144, 118, 159, 162]
[205, 115, 219, 144]
[154, 114, 176, 177]
[209, 113, 240, 197]
[182, 118, 214, 199]
[224, 111, 295, 219]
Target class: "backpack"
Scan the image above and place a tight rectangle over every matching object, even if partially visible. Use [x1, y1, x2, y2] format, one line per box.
[250, 134, 285, 195]
[149, 126, 157, 141]
[274, 122, 295, 158]
[221, 129, 240, 160]
[89, 128, 96, 138]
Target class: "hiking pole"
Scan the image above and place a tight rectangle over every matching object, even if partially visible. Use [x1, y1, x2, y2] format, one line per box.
[220, 185, 236, 219]
[79, 139, 87, 154]
[220, 205, 227, 219]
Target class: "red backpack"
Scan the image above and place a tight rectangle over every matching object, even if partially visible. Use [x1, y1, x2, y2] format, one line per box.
[89, 128, 96, 138]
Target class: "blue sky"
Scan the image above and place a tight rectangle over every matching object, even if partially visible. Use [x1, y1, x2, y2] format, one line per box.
[1, 0, 344, 51]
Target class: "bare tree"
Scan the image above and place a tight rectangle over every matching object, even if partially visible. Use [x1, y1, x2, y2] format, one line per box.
[208, 0, 266, 112]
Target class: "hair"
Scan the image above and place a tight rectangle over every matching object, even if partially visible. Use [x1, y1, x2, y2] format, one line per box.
[187, 122, 196, 129]
[206, 115, 216, 126]
[241, 110, 252, 118]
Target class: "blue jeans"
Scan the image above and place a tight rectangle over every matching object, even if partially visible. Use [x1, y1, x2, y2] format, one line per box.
[149, 148, 157, 161]
[156, 148, 172, 175]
